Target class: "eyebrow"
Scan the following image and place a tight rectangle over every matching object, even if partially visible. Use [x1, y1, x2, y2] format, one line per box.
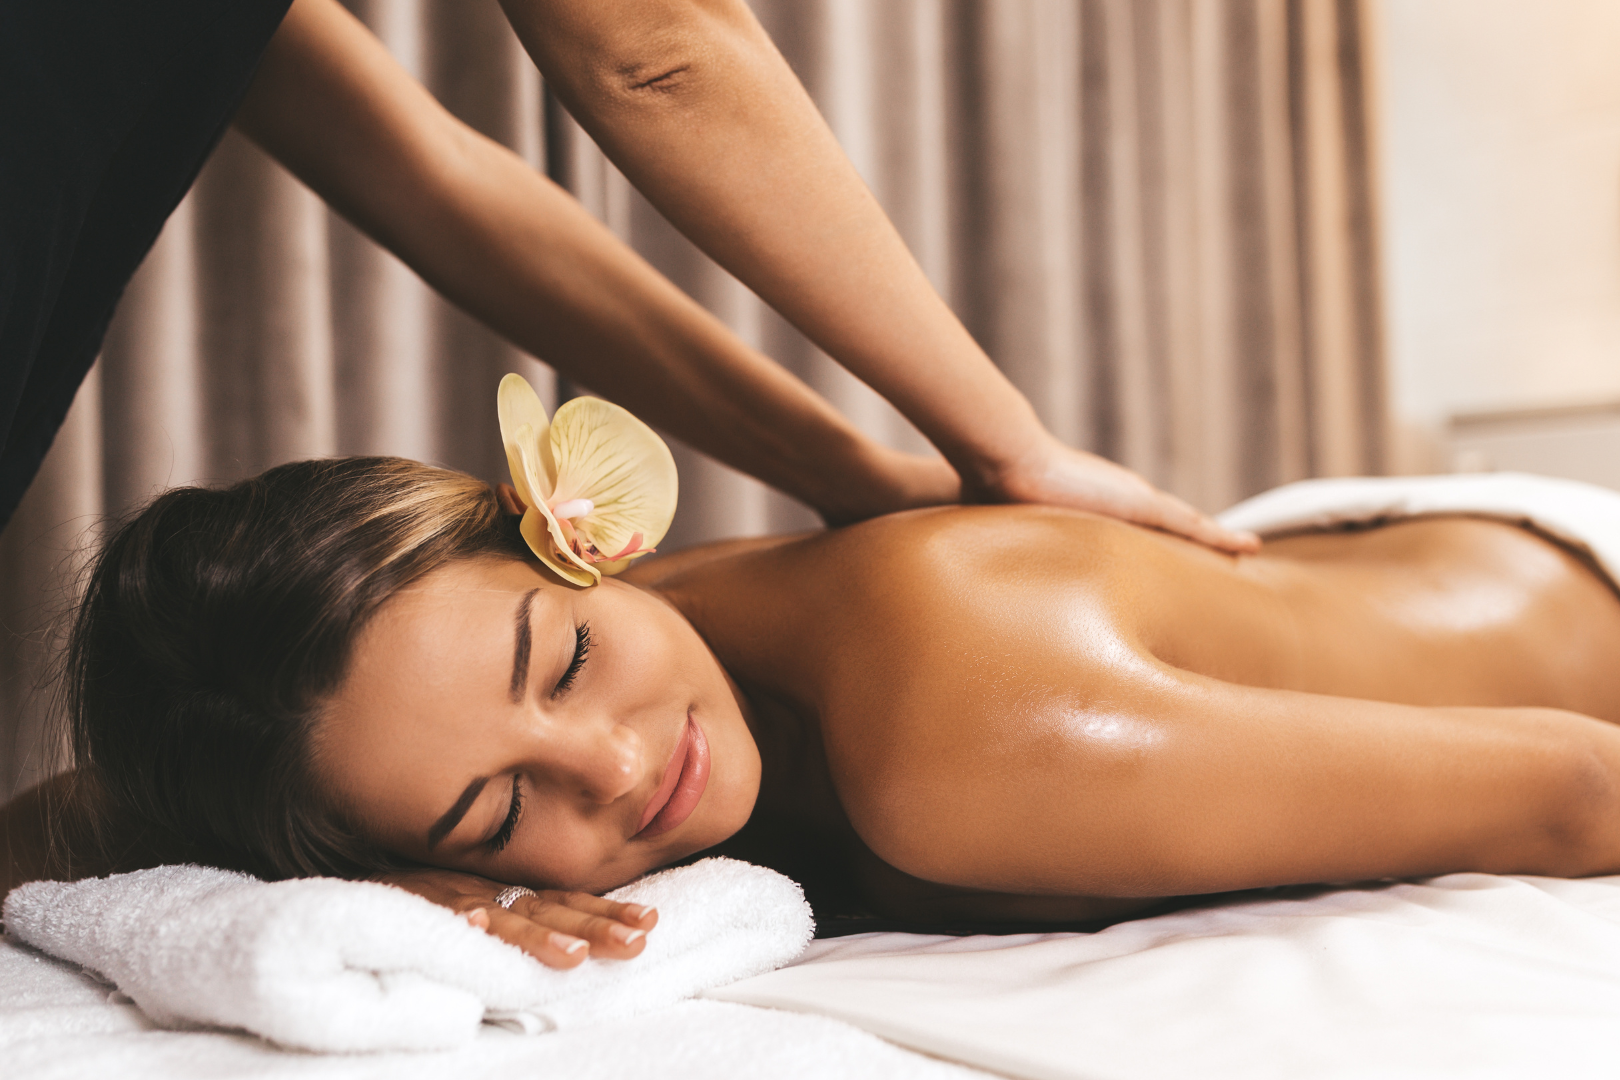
[425, 588, 541, 850]
[509, 588, 538, 704]
[428, 775, 489, 849]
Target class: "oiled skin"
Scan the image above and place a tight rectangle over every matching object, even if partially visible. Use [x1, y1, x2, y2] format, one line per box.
[640, 507, 1620, 922]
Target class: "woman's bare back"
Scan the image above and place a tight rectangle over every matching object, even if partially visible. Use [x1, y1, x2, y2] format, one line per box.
[647, 507, 1620, 924]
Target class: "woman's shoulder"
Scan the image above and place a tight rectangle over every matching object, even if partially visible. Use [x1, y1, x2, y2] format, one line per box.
[618, 531, 815, 589]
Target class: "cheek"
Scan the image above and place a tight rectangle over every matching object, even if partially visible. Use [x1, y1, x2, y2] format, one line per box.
[607, 609, 691, 688]
[505, 822, 670, 893]
[498, 814, 635, 891]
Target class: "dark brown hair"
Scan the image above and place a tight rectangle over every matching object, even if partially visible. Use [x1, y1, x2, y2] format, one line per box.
[65, 457, 530, 879]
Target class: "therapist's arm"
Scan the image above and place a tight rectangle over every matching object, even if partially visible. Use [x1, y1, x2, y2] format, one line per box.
[497, 0, 1255, 552]
[234, 0, 956, 525]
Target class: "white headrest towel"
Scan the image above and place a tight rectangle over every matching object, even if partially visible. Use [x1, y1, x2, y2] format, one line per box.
[1, 856, 812, 1053]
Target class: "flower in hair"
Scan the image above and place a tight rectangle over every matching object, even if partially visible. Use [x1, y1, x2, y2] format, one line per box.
[497, 373, 678, 587]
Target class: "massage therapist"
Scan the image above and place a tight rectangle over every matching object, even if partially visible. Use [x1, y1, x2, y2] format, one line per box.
[1, 0, 1252, 550]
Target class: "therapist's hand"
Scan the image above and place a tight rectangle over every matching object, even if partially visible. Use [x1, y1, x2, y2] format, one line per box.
[376, 867, 658, 969]
[976, 434, 1260, 554]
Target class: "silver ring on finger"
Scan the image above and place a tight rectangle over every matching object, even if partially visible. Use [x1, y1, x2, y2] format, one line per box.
[493, 885, 537, 910]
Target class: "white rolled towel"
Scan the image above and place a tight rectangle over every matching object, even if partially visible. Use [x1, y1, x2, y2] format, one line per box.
[1218, 471, 1620, 586]
[2, 856, 812, 1053]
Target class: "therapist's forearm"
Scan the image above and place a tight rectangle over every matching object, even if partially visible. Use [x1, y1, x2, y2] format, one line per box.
[497, 0, 1050, 494]
[233, 0, 955, 523]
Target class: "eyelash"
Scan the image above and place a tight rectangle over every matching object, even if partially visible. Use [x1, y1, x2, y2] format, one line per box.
[487, 775, 522, 853]
[552, 622, 593, 697]
[486, 624, 591, 853]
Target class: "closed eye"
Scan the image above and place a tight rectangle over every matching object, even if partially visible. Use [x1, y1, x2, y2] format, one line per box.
[486, 775, 522, 853]
[553, 622, 593, 698]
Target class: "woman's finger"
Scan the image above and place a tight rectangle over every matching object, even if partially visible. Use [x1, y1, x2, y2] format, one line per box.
[524, 889, 658, 930]
[482, 904, 594, 968]
[508, 895, 651, 959]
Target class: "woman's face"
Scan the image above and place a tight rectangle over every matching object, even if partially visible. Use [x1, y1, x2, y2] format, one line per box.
[319, 556, 761, 893]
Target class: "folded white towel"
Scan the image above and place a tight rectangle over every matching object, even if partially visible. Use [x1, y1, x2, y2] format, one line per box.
[2, 856, 812, 1053]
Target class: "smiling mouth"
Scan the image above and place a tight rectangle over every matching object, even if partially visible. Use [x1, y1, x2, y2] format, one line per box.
[635, 712, 710, 839]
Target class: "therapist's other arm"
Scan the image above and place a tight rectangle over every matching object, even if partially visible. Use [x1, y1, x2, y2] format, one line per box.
[235, 0, 956, 525]
[498, 0, 1256, 552]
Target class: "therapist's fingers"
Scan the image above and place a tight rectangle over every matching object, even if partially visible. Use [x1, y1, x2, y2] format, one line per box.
[992, 441, 1261, 554]
[1139, 488, 1261, 554]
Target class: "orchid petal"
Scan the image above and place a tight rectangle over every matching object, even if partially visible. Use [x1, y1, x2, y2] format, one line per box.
[547, 397, 677, 575]
[497, 374, 556, 507]
[496, 374, 677, 585]
[519, 506, 599, 588]
[502, 404, 599, 586]
[518, 438, 600, 586]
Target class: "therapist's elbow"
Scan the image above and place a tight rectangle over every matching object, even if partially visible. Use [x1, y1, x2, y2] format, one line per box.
[550, 2, 768, 114]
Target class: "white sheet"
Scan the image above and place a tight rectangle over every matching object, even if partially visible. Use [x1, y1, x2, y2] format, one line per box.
[709, 873, 1620, 1080]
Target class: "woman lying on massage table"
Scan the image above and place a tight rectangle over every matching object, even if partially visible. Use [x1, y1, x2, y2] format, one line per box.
[5, 385, 1620, 971]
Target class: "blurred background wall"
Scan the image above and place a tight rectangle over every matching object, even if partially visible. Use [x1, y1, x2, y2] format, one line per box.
[1377, 0, 1620, 484]
[0, 0, 1386, 799]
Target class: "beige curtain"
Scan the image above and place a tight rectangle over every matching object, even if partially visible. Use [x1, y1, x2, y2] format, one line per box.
[0, 0, 1386, 799]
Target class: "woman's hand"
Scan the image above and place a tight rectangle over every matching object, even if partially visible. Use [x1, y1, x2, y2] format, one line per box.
[375, 867, 657, 969]
[971, 434, 1261, 554]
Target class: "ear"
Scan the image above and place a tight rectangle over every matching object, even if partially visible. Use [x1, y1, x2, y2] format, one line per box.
[495, 483, 528, 516]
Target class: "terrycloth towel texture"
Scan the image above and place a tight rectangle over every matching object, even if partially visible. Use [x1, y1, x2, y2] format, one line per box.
[1219, 471, 1620, 587]
[2, 856, 812, 1053]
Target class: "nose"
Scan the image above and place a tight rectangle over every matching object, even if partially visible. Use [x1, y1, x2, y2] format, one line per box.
[532, 714, 643, 804]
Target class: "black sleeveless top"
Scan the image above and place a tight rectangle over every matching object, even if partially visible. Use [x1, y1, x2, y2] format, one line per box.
[0, 0, 294, 528]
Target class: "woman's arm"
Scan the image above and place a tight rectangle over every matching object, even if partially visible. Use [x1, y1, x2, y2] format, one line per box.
[234, 0, 956, 525]
[857, 663, 1620, 898]
[496, 0, 1254, 552]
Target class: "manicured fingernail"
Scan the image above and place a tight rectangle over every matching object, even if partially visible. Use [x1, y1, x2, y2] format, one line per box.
[625, 904, 650, 920]
[610, 924, 646, 945]
[551, 932, 587, 955]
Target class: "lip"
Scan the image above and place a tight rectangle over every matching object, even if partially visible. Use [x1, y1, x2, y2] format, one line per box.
[635, 713, 709, 839]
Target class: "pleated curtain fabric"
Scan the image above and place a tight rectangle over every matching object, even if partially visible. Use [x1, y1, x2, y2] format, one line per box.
[0, 0, 1386, 798]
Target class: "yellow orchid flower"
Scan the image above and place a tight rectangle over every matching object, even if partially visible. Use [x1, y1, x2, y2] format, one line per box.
[497, 373, 678, 587]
